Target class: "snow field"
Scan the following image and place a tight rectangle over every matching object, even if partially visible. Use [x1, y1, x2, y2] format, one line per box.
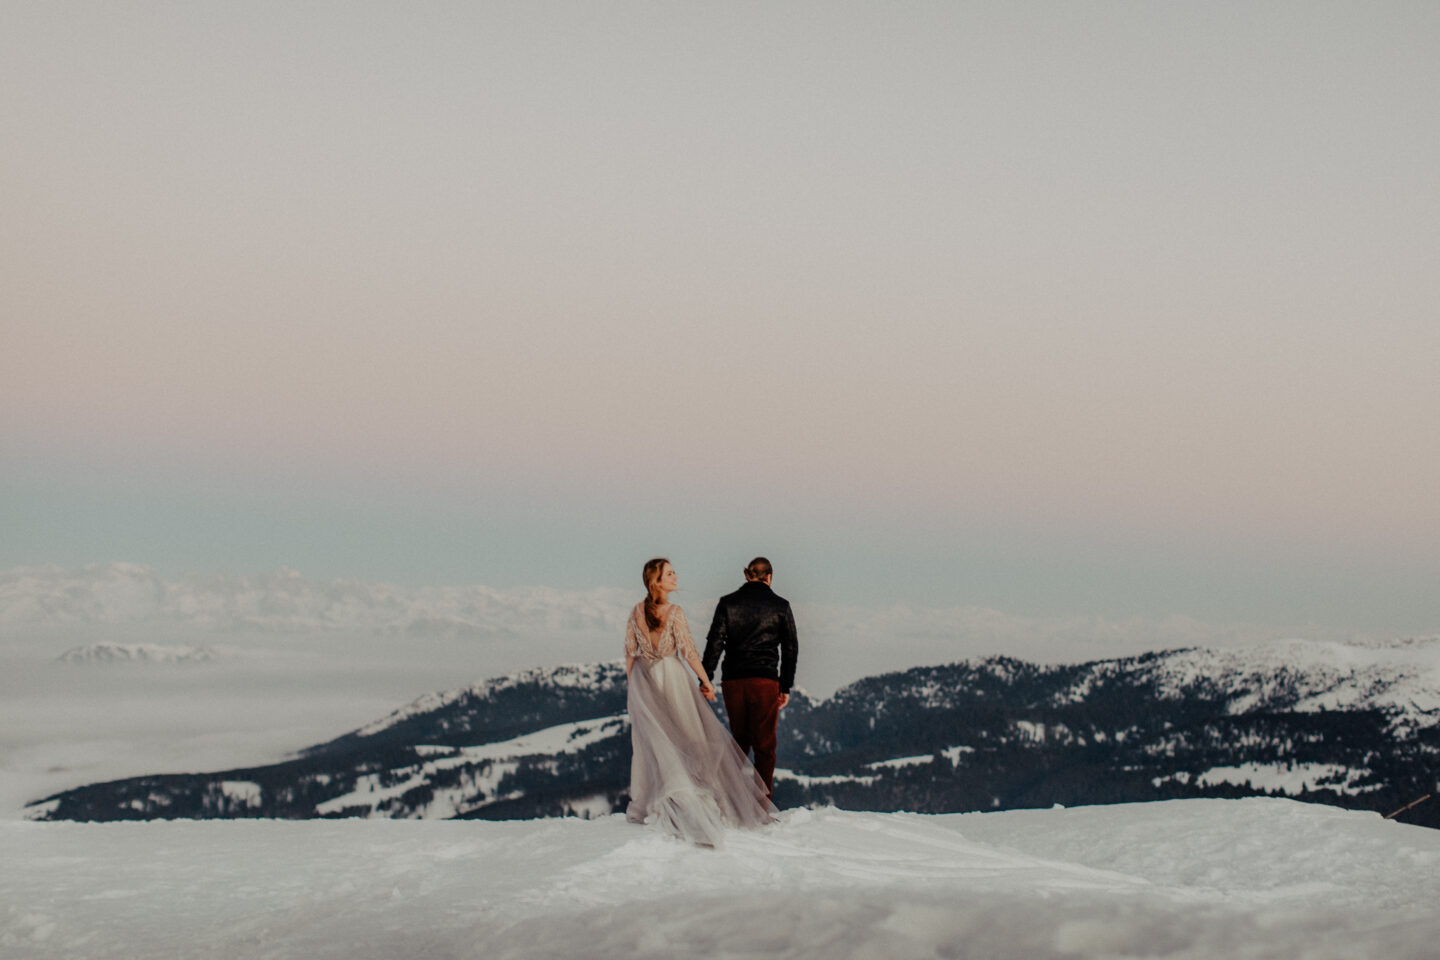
[3, 798, 1439, 959]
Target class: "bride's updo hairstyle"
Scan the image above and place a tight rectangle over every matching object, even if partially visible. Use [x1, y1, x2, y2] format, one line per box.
[642, 557, 670, 632]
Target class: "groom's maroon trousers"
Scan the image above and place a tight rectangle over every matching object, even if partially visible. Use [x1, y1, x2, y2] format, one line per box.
[721, 677, 780, 798]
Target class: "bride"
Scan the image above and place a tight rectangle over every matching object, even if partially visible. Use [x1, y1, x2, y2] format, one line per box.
[624, 557, 777, 845]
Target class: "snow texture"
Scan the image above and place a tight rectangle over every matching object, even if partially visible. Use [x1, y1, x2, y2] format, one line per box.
[1153, 763, 1384, 796]
[5, 799, 1437, 960]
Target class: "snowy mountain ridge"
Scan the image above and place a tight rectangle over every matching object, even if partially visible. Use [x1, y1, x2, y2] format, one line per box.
[822, 637, 1440, 727]
[352, 661, 625, 739]
[1054, 637, 1440, 731]
[315, 717, 626, 820]
[28, 638, 1440, 828]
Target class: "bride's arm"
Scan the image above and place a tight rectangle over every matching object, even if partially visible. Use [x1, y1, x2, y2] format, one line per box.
[674, 608, 716, 700]
[690, 655, 716, 701]
[624, 611, 640, 677]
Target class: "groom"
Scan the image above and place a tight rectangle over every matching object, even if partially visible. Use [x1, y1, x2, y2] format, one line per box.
[702, 557, 799, 799]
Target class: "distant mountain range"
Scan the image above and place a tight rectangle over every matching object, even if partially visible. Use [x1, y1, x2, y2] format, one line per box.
[57, 642, 220, 664]
[0, 562, 631, 637]
[26, 639, 1440, 829]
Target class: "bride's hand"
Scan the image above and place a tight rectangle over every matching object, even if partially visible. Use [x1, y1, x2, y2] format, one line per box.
[699, 680, 716, 702]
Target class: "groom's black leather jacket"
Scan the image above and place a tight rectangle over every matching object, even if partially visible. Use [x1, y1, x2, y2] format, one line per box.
[702, 581, 799, 693]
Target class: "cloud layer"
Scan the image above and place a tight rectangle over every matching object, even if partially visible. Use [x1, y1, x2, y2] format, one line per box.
[3, 563, 1363, 683]
[1, 562, 633, 639]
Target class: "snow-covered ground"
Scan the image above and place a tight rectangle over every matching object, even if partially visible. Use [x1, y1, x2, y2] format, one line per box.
[4, 799, 1438, 959]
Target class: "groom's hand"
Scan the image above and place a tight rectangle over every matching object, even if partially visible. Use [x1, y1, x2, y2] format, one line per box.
[778, 693, 789, 710]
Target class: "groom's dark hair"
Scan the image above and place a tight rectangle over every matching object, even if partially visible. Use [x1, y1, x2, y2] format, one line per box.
[745, 557, 773, 581]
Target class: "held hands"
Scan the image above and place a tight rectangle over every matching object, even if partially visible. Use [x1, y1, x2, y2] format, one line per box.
[694, 676, 785, 707]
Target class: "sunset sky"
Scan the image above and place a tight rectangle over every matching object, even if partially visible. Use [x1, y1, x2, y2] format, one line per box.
[4, 2, 1438, 636]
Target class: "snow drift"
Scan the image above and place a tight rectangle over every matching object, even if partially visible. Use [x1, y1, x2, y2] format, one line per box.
[4, 799, 1439, 959]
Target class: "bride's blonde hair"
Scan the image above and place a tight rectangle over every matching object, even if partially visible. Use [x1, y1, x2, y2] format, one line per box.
[642, 557, 669, 632]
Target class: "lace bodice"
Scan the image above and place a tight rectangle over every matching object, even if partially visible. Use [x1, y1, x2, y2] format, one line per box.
[626, 602, 701, 665]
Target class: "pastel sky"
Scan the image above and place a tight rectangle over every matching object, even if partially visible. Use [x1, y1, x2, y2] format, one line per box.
[4, 2, 1438, 635]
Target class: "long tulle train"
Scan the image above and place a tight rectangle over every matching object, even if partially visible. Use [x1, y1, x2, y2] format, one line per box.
[626, 656, 776, 846]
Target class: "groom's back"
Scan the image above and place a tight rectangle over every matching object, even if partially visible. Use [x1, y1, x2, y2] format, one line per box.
[704, 580, 798, 691]
[719, 581, 787, 646]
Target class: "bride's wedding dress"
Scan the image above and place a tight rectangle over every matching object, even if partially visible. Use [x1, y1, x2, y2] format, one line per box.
[625, 602, 777, 845]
